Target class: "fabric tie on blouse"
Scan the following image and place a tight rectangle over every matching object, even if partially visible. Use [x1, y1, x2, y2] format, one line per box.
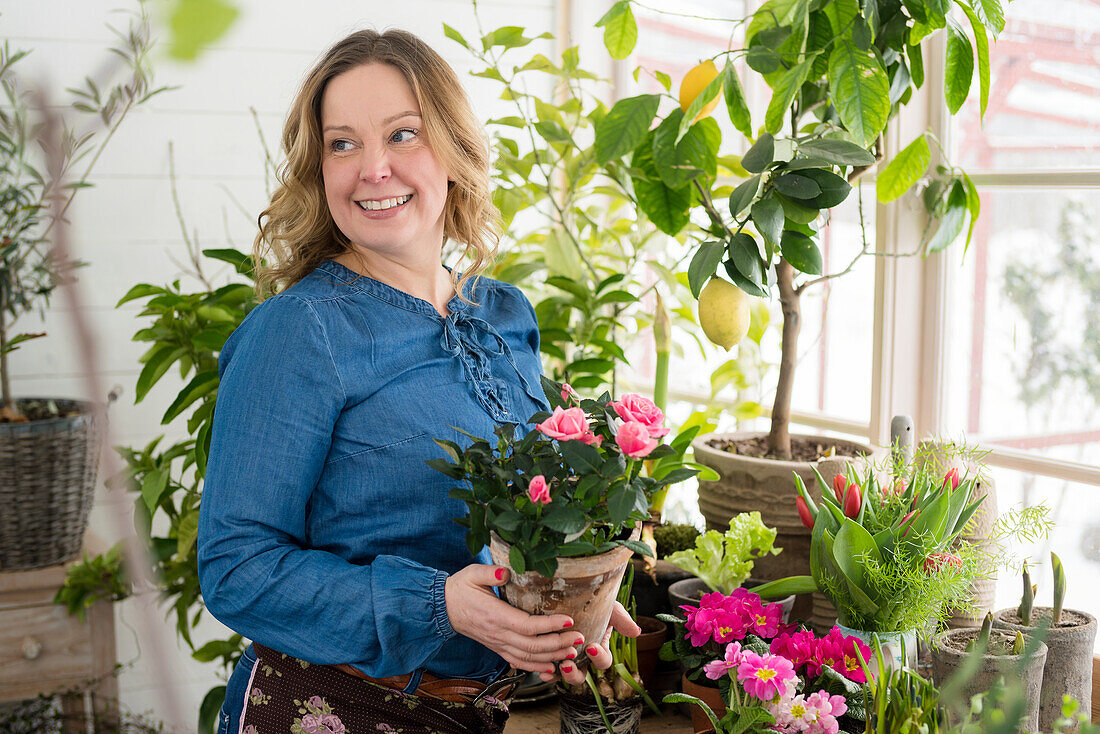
[439, 311, 537, 422]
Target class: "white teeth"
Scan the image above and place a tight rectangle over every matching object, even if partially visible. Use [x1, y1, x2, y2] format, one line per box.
[357, 194, 411, 211]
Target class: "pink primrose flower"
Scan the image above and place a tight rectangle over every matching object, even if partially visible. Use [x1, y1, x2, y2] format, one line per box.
[771, 629, 821, 676]
[736, 651, 796, 703]
[805, 691, 847, 734]
[772, 692, 816, 731]
[824, 628, 873, 683]
[610, 393, 669, 438]
[616, 420, 659, 458]
[527, 475, 551, 505]
[703, 641, 744, 680]
[750, 599, 783, 638]
[537, 406, 590, 441]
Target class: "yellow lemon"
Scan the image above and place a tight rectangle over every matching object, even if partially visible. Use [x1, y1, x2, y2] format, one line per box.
[698, 277, 751, 350]
[679, 60, 721, 123]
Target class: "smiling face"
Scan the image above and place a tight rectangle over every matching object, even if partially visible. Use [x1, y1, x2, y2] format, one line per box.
[320, 63, 450, 263]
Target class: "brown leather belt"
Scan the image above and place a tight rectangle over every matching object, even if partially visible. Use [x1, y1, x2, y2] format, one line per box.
[332, 664, 526, 704]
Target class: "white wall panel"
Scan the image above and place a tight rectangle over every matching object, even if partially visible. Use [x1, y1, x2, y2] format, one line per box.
[4, 0, 558, 727]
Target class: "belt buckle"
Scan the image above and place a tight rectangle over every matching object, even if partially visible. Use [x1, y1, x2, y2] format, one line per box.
[472, 669, 527, 704]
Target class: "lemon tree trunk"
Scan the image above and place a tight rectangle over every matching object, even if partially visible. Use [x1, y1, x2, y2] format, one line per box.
[768, 259, 799, 460]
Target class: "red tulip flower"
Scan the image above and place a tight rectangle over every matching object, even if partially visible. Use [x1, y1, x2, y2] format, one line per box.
[796, 496, 815, 530]
[843, 484, 861, 519]
[899, 510, 918, 536]
[943, 467, 960, 490]
[832, 473, 849, 504]
[923, 552, 962, 573]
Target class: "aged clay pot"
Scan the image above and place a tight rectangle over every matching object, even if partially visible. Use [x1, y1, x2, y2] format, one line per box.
[931, 627, 1047, 733]
[680, 673, 726, 733]
[691, 431, 878, 626]
[993, 607, 1097, 732]
[490, 529, 638, 669]
[634, 615, 668, 685]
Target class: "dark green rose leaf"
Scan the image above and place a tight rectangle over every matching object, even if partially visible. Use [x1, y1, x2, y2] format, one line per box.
[542, 505, 587, 534]
[559, 440, 603, 474]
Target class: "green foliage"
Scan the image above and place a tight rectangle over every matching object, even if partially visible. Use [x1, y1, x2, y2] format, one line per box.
[53, 544, 130, 621]
[653, 523, 702, 557]
[665, 512, 780, 594]
[0, 5, 170, 411]
[166, 0, 240, 61]
[858, 637, 948, 733]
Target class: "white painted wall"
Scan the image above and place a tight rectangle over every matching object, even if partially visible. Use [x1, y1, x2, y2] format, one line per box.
[4, 0, 559, 728]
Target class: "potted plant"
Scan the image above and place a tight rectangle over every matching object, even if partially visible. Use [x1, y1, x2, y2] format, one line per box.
[931, 613, 1048, 733]
[664, 511, 795, 621]
[591, 0, 1007, 592]
[859, 638, 948, 734]
[0, 9, 167, 570]
[558, 566, 662, 734]
[993, 555, 1098, 732]
[754, 449, 994, 668]
[432, 379, 699, 665]
[659, 586, 871, 732]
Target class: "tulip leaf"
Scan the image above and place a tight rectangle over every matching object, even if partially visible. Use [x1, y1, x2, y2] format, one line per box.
[951, 497, 986, 537]
[908, 490, 950, 542]
[753, 575, 818, 599]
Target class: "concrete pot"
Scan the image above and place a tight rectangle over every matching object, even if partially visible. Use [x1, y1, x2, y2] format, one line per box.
[993, 607, 1097, 732]
[691, 431, 878, 624]
[667, 577, 796, 622]
[931, 627, 1047, 733]
[490, 529, 638, 672]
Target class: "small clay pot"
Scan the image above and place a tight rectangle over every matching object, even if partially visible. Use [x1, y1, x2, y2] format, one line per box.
[680, 672, 726, 733]
[490, 529, 638, 672]
[993, 606, 1097, 732]
[931, 627, 1047, 732]
[634, 616, 668, 685]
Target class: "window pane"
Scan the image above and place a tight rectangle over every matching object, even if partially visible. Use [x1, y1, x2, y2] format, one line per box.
[952, 1, 1100, 170]
[944, 189, 1100, 466]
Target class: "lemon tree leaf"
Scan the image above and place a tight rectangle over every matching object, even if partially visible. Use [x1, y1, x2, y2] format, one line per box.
[653, 111, 720, 189]
[876, 133, 930, 202]
[765, 59, 813, 134]
[751, 198, 785, 247]
[442, 23, 468, 49]
[729, 174, 762, 218]
[780, 230, 822, 274]
[957, 2, 990, 118]
[741, 134, 775, 173]
[596, 1, 638, 60]
[168, 0, 239, 61]
[723, 62, 753, 140]
[632, 138, 693, 235]
[796, 139, 876, 166]
[688, 242, 726, 298]
[944, 24, 974, 114]
[827, 39, 890, 147]
[925, 181, 968, 253]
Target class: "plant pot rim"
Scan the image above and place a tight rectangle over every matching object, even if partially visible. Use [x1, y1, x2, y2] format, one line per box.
[931, 627, 1048, 660]
[489, 527, 639, 577]
[992, 606, 1097, 630]
[691, 431, 879, 467]
[0, 398, 103, 431]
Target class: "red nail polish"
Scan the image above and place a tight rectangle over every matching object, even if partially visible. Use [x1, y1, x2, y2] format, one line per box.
[494, 568, 504, 581]
[566, 652, 576, 659]
[561, 664, 573, 673]
[546, 668, 555, 674]
[574, 638, 584, 647]
[586, 646, 599, 657]
[562, 620, 573, 628]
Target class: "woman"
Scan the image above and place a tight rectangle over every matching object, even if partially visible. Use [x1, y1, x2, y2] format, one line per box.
[196, 28, 638, 734]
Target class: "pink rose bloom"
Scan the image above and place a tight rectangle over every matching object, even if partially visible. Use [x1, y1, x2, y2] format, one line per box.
[736, 651, 796, 703]
[616, 420, 658, 458]
[611, 393, 669, 438]
[579, 431, 604, 447]
[536, 406, 590, 441]
[561, 383, 580, 404]
[703, 641, 743, 680]
[527, 475, 551, 505]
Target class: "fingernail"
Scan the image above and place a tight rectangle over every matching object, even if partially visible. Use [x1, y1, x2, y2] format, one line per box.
[562, 620, 573, 628]
[574, 638, 584, 647]
[566, 652, 576, 659]
[561, 664, 573, 673]
[494, 568, 504, 581]
[546, 668, 555, 674]
[586, 646, 599, 657]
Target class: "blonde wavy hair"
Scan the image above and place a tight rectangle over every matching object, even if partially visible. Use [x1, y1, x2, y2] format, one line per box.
[253, 29, 499, 300]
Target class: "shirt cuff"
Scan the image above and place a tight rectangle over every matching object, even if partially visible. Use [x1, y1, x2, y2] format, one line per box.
[431, 569, 456, 641]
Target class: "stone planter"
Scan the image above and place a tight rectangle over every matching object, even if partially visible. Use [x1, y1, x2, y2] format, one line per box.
[993, 607, 1097, 732]
[558, 686, 642, 734]
[490, 529, 638, 670]
[691, 431, 878, 626]
[835, 624, 917, 675]
[931, 627, 1047, 733]
[667, 577, 796, 622]
[634, 616, 668, 686]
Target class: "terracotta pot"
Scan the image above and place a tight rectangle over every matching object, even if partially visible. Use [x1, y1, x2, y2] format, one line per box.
[692, 432, 878, 624]
[490, 529, 638, 669]
[680, 673, 726, 733]
[628, 557, 694, 618]
[634, 616, 668, 685]
[558, 686, 642, 734]
[931, 627, 1047, 733]
[667, 577, 796, 622]
[993, 607, 1097, 733]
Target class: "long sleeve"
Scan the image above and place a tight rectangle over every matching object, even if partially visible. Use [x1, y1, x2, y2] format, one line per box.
[197, 294, 456, 676]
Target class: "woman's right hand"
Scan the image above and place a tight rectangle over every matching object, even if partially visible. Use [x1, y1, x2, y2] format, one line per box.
[444, 564, 584, 676]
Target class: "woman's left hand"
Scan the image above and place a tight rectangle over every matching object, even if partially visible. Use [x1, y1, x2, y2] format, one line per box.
[540, 601, 640, 686]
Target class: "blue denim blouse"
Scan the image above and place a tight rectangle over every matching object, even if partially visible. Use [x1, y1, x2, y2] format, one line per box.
[197, 259, 548, 726]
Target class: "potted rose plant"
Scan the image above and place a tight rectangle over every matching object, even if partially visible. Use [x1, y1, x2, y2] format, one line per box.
[432, 378, 699, 668]
[659, 587, 870, 733]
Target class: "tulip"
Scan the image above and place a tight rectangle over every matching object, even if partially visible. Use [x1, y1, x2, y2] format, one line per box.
[898, 510, 918, 536]
[796, 496, 815, 530]
[832, 473, 848, 504]
[843, 484, 861, 519]
[922, 552, 962, 573]
[943, 467, 960, 490]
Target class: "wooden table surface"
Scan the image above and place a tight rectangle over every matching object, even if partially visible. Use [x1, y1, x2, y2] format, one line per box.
[505, 699, 694, 733]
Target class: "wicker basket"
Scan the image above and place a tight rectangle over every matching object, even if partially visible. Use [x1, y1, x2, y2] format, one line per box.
[0, 398, 104, 571]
